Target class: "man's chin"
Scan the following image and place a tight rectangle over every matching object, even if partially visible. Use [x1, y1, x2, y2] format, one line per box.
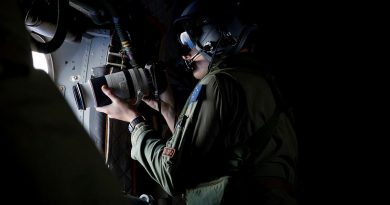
[193, 69, 205, 80]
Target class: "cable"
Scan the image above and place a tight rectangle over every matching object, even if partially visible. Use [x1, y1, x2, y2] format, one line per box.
[29, 0, 69, 54]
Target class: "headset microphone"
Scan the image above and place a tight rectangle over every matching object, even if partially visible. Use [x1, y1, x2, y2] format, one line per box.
[184, 50, 202, 71]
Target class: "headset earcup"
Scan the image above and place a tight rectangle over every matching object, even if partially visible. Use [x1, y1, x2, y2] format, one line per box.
[234, 24, 259, 54]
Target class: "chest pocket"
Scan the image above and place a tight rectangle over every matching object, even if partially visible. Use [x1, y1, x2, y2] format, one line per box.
[175, 83, 205, 136]
[165, 83, 204, 157]
[170, 98, 199, 148]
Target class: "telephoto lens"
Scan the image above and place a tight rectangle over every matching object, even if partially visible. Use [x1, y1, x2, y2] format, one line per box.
[73, 63, 167, 110]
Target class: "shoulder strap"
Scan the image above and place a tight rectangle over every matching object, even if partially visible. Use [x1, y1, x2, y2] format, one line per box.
[210, 68, 282, 173]
[211, 58, 286, 173]
[226, 106, 281, 175]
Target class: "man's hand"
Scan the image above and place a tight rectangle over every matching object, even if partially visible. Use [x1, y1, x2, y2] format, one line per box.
[95, 85, 139, 123]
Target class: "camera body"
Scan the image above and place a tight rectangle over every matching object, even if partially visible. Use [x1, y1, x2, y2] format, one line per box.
[73, 62, 167, 110]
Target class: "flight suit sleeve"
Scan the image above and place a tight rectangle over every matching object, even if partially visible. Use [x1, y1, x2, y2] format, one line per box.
[130, 73, 239, 196]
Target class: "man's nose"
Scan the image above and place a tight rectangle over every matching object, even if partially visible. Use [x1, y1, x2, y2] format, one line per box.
[182, 53, 192, 60]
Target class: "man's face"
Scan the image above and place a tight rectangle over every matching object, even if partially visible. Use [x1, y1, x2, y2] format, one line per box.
[179, 31, 210, 79]
[182, 48, 209, 80]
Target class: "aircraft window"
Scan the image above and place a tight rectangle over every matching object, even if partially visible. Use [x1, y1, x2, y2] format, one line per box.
[32, 51, 48, 73]
[31, 50, 54, 80]
[30, 33, 55, 80]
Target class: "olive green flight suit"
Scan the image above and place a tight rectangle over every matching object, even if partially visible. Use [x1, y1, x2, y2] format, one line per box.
[131, 54, 298, 204]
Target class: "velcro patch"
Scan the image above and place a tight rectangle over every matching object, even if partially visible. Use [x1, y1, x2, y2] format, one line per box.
[190, 84, 204, 102]
[162, 147, 176, 158]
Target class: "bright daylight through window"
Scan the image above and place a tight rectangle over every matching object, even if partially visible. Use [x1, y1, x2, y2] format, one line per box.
[32, 51, 49, 73]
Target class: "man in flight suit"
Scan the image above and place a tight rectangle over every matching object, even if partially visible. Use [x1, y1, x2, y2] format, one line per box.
[96, 0, 299, 204]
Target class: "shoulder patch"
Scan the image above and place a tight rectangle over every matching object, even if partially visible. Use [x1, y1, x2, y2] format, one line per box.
[162, 147, 175, 158]
[190, 84, 204, 102]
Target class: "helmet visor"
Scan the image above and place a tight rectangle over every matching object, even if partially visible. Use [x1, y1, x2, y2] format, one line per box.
[178, 31, 195, 56]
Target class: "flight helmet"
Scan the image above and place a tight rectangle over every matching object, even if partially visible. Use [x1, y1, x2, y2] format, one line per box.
[173, 0, 258, 64]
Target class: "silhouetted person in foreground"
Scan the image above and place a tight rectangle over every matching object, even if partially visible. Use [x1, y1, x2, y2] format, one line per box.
[1, 1, 148, 204]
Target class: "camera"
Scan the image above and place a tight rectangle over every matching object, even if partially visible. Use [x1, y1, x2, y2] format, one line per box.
[73, 62, 167, 110]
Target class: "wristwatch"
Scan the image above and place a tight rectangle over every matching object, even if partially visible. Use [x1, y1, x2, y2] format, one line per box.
[128, 115, 146, 133]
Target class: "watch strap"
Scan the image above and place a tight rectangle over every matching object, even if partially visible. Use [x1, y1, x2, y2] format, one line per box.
[128, 115, 146, 133]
